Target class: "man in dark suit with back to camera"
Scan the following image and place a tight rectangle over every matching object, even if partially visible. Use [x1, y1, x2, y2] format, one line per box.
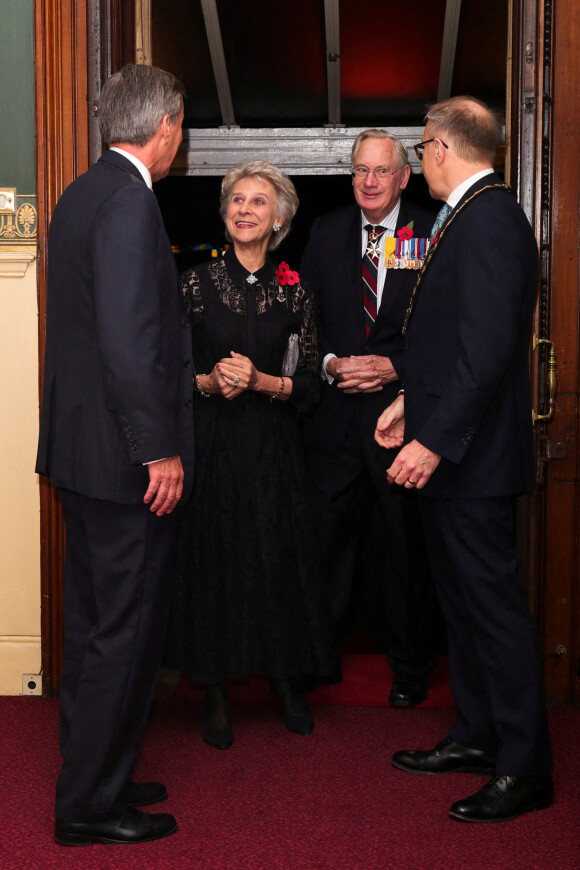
[301, 130, 439, 706]
[375, 96, 553, 822]
[36, 64, 194, 845]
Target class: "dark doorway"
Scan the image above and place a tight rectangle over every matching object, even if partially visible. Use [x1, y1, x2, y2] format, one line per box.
[155, 171, 435, 273]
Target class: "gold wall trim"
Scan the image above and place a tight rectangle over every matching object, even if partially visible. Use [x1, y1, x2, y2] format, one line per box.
[0, 195, 37, 245]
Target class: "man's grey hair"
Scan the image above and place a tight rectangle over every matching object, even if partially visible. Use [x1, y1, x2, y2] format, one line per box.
[98, 64, 185, 147]
[351, 129, 409, 168]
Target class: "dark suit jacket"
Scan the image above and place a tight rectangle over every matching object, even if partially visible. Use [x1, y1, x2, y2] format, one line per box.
[300, 198, 435, 451]
[404, 173, 537, 498]
[36, 150, 194, 504]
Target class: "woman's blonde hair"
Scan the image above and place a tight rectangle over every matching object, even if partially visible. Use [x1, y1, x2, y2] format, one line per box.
[220, 161, 299, 251]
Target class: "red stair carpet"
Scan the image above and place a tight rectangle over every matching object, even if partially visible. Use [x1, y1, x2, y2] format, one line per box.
[1, 656, 579, 870]
[173, 653, 454, 708]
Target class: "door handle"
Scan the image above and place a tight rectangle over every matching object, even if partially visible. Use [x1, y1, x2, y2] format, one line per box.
[532, 334, 556, 424]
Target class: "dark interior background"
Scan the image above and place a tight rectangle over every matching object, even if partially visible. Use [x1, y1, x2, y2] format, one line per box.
[155, 172, 435, 273]
[152, 0, 508, 270]
[152, 0, 508, 129]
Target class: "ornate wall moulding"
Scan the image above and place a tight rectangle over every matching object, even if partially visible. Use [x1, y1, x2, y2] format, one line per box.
[0, 250, 37, 279]
[0, 195, 37, 246]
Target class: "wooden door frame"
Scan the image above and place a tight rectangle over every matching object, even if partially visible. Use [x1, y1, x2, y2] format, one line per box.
[508, 0, 580, 704]
[35, 0, 90, 698]
[536, 0, 580, 704]
[35, 0, 134, 696]
[36, 0, 579, 702]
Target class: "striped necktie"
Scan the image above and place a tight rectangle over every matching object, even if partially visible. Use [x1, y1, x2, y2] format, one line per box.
[430, 203, 452, 241]
[362, 224, 387, 336]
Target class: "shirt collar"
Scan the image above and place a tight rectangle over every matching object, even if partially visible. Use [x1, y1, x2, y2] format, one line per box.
[224, 246, 275, 286]
[447, 168, 495, 209]
[360, 199, 401, 234]
[109, 147, 153, 190]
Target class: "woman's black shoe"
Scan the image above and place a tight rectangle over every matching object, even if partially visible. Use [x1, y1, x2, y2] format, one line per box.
[203, 684, 234, 749]
[271, 679, 314, 736]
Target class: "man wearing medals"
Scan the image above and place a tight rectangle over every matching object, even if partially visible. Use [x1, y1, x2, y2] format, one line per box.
[375, 97, 553, 821]
[300, 129, 439, 707]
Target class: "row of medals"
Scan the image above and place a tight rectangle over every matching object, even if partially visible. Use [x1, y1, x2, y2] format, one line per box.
[385, 237, 430, 271]
[367, 229, 430, 271]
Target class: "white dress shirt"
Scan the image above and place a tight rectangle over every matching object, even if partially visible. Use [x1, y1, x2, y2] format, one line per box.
[109, 147, 153, 190]
[446, 168, 495, 209]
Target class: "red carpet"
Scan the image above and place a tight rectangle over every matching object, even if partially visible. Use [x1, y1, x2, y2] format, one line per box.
[1, 659, 579, 869]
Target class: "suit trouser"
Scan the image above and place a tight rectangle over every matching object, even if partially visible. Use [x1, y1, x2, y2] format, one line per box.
[56, 489, 180, 821]
[306, 418, 439, 677]
[419, 495, 552, 776]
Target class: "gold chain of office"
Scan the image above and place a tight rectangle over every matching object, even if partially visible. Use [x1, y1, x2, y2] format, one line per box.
[402, 184, 512, 334]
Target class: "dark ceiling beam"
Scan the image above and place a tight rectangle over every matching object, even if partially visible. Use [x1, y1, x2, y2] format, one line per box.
[324, 0, 342, 126]
[437, 0, 462, 101]
[200, 0, 236, 127]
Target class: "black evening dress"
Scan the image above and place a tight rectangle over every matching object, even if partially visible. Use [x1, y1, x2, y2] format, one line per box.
[165, 248, 331, 683]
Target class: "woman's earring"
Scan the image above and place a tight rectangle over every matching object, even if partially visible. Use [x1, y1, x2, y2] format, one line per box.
[273, 224, 281, 232]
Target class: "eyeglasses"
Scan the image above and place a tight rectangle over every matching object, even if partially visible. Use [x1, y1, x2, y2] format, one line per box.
[351, 165, 405, 182]
[413, 138, 448, 161]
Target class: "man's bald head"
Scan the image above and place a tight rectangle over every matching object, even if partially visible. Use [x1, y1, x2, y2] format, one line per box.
[425, 96, 502, 165]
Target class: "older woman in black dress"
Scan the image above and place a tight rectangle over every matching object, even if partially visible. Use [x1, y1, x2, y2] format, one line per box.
[166, 161, 330, 748]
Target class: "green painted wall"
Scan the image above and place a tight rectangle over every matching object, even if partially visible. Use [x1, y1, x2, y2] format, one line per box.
[0, 0, 35, 192]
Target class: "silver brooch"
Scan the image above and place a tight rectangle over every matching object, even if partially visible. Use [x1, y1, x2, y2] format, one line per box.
[245, 273, 258, 285]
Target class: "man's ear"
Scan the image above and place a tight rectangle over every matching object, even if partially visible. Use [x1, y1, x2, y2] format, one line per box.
[434, 139, 447, 164]
[160, 113, 171, 141]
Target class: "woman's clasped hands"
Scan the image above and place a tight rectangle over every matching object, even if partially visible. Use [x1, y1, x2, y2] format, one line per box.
[213, 350, 260, 399]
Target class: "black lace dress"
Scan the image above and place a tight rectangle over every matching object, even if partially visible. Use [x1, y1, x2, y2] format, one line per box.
[165, 248, 332, 683]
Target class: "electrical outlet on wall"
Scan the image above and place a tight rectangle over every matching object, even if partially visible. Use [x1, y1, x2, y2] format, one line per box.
[22, 674, 42, 696]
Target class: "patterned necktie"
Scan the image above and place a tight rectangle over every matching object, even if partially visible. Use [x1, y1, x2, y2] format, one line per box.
[429, 202, 452, 241]
[362, 224, 387, 336]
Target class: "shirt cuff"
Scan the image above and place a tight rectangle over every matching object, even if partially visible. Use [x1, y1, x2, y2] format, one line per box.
[322, 353, 337, 384]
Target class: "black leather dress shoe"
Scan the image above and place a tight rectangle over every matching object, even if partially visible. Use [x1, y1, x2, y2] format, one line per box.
[54, 807, 178, 846]
[391, 737, 496, 775]
[388, 675, 428, 708]
[449, 774, 553, 822]
[125, 780, 168, 807]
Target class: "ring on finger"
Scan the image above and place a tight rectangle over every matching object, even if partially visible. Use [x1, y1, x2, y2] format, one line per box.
[407, 478, 416, 485]
[233, 374, 240, 387]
